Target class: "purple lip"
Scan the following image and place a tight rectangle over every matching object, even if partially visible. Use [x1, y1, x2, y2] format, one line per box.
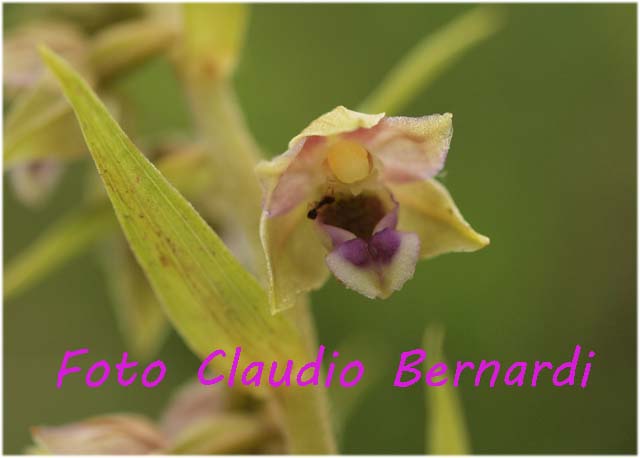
[336, 228, 402, 267]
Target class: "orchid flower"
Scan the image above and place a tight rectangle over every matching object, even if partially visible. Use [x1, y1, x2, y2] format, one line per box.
[258, 106, 489, 312]
[9, 4, 503, 453]
[3, 21, 88, 99]
[3, 14, 176, 207]
[29, 381, 282, 454]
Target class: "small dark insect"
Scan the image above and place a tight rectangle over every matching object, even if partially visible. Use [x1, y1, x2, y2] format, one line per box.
[307, 196, 335, 220]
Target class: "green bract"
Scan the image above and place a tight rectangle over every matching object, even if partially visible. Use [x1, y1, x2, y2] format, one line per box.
[39, 47, 305, 367]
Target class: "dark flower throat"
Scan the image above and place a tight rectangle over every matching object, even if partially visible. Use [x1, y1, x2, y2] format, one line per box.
[308, 194, 386, 240]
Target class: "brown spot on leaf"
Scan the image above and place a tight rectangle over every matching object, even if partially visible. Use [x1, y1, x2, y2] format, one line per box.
[159, 254, 171, 267]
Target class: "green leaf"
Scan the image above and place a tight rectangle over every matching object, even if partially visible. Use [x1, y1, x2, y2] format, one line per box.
[39, 47, 304, 365]
[154, 144, 214, 201]
[4, 79, 87, 168]
[359, 6, 504, 114]
[4, 204, 115, 301]
[100, 235, 169, 361]
[89, 18, 177, 81]
[424, 325, 471, 454]
[4, 146, 216, 302]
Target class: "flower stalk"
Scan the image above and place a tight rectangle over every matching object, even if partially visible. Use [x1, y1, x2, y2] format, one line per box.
[275, 385, 337, 453]
[175, 5, 337, 451]
[185, 76, 338, 455]
[183, 79, 265, 262]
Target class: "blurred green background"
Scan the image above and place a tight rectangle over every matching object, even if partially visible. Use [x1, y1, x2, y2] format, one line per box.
[4, 3, 636, 454]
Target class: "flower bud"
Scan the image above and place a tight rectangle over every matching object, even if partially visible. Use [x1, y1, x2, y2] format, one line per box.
[32, 415, 167, 454]
[9, 158, 63, 207]
[89, 18, 177, 81]
[178, 4, 249, 81]
[4, 21, 87, 99]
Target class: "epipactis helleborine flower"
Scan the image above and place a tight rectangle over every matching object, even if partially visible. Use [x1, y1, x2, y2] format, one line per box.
[257, 106, 489, 313]
[29, 380, 282, 454]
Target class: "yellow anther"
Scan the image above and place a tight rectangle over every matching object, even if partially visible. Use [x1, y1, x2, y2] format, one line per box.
[326, 139, 371, 184]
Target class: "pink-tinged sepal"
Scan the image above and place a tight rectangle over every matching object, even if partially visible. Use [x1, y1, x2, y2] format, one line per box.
[370, 114, 453, 183]
[10, 158, 63, 207]
[31, 414, 168, 454]
[265, 138, 326, 217]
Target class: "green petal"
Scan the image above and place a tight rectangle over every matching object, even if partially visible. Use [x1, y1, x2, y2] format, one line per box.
[260, 205, 329, 313]
[390, 179, 489, 259]
[424, 325, 471, 454]
[39, 47, 304, 364]
[100, 236, 169, 361]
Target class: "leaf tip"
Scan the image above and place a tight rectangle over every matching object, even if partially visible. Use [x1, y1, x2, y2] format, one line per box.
[38, 45, 66, 81]
[37, 43, 56, 66]
[38, 45, 76, 86]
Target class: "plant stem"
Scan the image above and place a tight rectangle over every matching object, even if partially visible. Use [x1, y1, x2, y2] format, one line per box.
[185, 78, 337, 453]
[184, 79, 265, 271]
[276, 384, 337, 454]
[279, 298, 337, 453]
[186, 79, 263, 220]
